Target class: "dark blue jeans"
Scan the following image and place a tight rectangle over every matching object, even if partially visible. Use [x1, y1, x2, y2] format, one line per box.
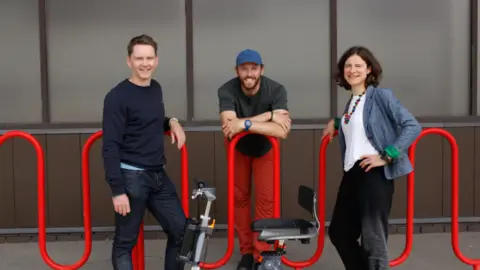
[112, 168, 186, 270]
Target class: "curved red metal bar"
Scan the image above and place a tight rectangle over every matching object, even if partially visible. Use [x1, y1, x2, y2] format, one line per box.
[0, 130, 93, 270]
[426, 127, 480, 269]
[281, 136, 327, 268]
[388, 161, 414, 266]
[389, 133, 416, 266]
[83, 130, 189, 270]
[390, 128, 457, 267]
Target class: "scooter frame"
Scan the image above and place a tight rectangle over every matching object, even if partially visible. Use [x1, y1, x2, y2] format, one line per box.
[177, 179, 216, 270]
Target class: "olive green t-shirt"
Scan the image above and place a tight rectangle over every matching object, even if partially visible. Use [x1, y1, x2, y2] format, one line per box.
[217, 75, 288, 157]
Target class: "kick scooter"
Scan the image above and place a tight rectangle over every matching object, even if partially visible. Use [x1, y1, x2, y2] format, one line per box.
[177, 178, 216, 270]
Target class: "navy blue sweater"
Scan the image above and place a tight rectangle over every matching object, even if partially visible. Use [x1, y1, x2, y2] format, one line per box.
[102, 79, 171, 196]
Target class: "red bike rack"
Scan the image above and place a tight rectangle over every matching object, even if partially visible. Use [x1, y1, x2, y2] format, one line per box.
[281, 136, 327, 269]
[82, 130, 189, 270]
[13, 125, 459, 269]
[389, 128, 457, 267]
[0, 130, 93, 270]
[424, 127, 480, 270]
[199, 131, 281, 269]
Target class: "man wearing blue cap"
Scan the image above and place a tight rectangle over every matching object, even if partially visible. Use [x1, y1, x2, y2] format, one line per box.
[217, 49, 291, 269]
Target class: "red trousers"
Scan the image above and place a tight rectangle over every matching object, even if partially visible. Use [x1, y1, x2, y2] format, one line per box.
[227, 143, 275, 257]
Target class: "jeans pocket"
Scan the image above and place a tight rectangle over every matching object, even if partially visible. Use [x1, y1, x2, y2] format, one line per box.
[121, 169, 147, 200]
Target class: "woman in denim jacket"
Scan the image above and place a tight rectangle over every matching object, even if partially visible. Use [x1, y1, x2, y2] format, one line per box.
[322, 46, 422, 270]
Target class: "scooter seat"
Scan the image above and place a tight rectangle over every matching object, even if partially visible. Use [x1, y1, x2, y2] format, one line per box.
[251, 218, 313, 232]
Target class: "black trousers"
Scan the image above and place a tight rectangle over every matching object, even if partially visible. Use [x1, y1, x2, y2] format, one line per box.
[112, 169, 186, 270]
[328, 161, 394, 270]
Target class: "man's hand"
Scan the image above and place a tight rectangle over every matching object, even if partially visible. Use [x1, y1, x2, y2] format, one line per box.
[322, 119, 336, 142]
[272, 111, 291, 132]
[359, 154, 387, 172]
[112, 194, 130, 216]
[222, 118, 244, 139]
[170, 120, 186, 149]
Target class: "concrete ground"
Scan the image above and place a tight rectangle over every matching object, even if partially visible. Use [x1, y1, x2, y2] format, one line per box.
[1, 233, 480, 269]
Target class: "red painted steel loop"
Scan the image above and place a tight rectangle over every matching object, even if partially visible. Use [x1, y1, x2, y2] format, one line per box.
[132, 224, 145, 270]
[132, 242, 139, 270]
[0, 130, 93, 270]
[200, 132, 281, 269]
[389, 128, 457, 267]
[389, 132, 416, 266]
[281, 136, 327, 268]
[83, 131, 189, 270]
[426, 127, 480, 270]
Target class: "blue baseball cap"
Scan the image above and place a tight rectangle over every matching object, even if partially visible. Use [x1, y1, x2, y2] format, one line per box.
[236, 49, 263, 67]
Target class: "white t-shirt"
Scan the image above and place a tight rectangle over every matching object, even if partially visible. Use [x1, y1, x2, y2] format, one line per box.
[341, 94, 379, 171]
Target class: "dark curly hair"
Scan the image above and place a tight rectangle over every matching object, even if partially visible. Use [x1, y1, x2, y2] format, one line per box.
[335, 46, 382, 91]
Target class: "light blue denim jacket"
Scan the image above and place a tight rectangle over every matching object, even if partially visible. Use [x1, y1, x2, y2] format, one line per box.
[337, 85, 422, 180]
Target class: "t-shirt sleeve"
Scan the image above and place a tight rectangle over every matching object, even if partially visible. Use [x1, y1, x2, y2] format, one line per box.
[218, 87, 236, 113]
[272, 85, 288, 111]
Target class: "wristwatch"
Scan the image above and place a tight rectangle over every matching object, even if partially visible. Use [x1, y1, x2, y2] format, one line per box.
[169, 117, 179, 126]
[244, 120, 252, 131]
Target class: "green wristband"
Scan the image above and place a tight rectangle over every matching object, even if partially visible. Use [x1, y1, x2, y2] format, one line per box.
[384, 145, 400, 159]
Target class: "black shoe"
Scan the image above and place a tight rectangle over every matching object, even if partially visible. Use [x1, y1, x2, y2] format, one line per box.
[236, 254, 254, 270]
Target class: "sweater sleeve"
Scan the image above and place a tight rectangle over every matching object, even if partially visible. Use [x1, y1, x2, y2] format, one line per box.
[102, 91, 127, 196]
[163, 117, 171, 132]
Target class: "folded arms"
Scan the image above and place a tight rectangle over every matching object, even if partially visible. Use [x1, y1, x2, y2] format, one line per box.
[218, 85, 291, 139]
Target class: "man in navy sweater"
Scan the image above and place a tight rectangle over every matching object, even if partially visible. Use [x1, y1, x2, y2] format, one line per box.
[102, 34, 187, 270]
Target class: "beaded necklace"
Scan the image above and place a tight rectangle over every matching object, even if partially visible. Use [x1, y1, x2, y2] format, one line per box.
[343, 92, 365, 124]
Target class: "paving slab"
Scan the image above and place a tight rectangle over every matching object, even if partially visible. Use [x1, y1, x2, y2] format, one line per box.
[1, 232, 480, 269]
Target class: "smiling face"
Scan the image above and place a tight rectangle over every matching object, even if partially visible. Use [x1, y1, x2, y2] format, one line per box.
[336, 46, 382, 91]
[343, 54, 371, 90]
[127, 44, 158, 82]
[236, 62, 264, 94]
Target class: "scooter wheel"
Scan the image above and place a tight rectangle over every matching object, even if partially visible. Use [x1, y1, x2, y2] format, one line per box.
[259, 259, 277, 270]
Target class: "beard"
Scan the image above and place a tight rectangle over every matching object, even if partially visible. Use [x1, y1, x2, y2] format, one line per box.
[240, 76, 261, 93]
